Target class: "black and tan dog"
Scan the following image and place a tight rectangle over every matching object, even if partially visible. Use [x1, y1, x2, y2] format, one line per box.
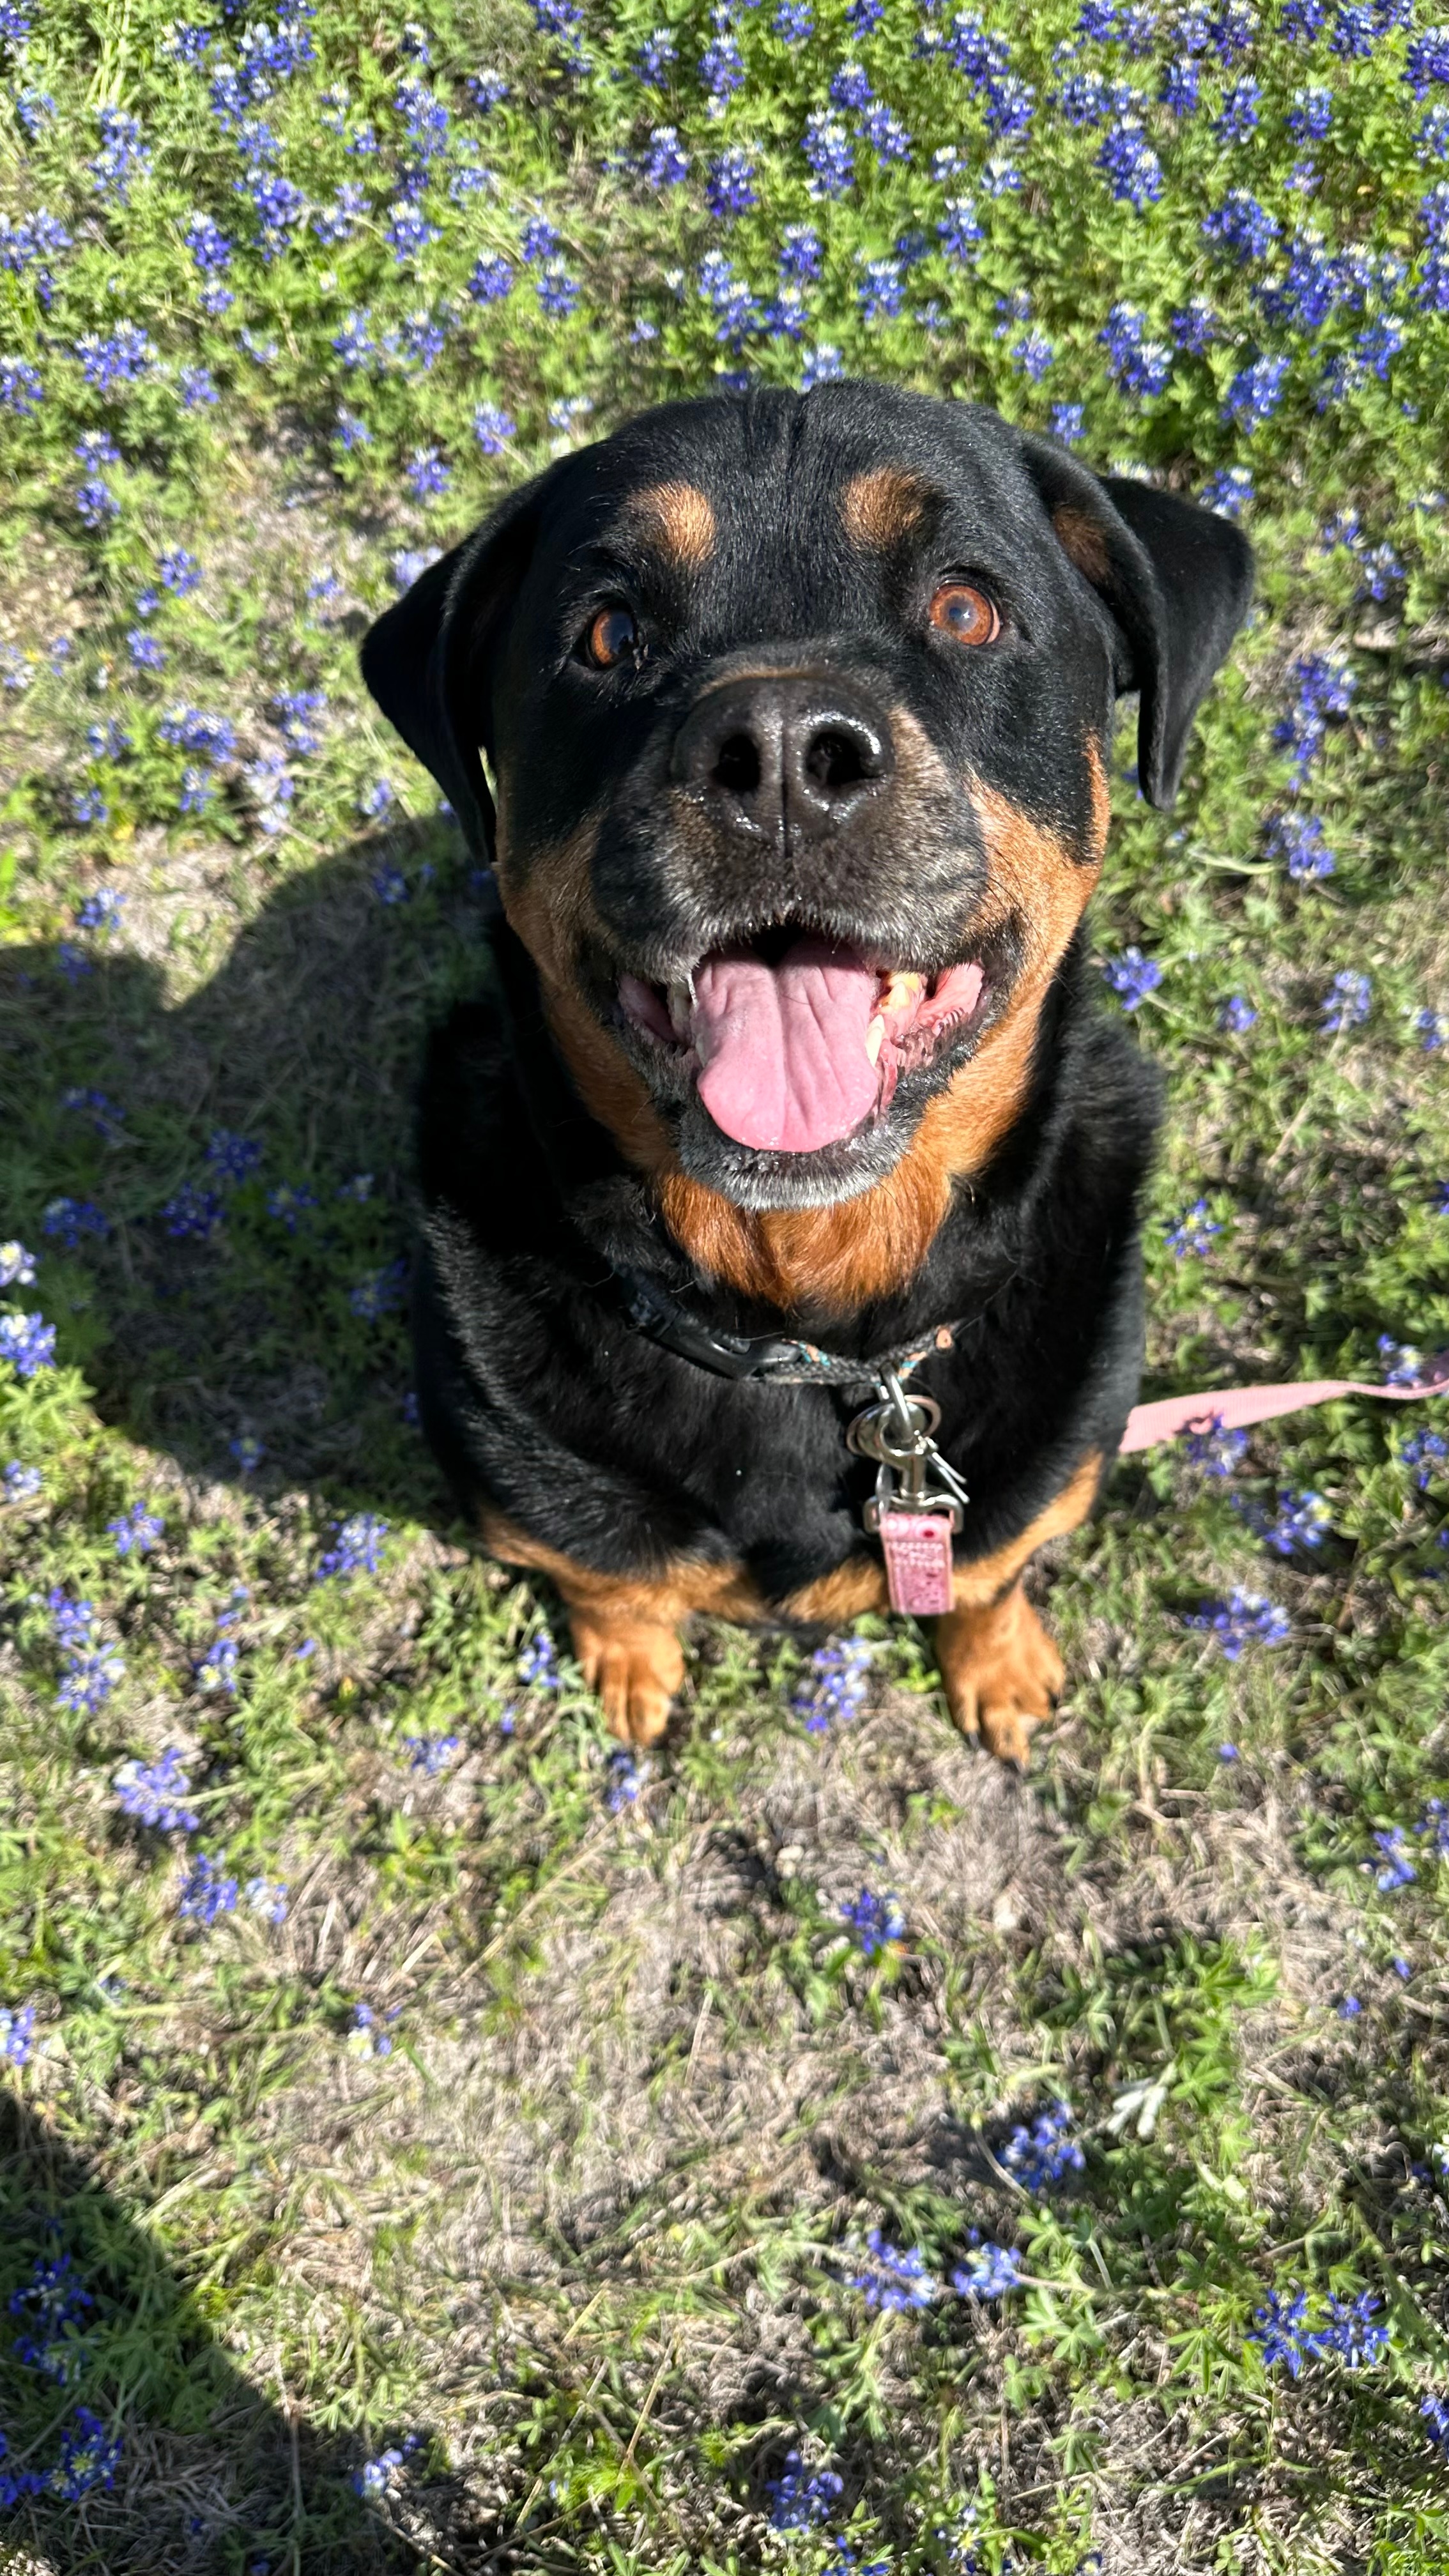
[362, 382, 1252, 1763]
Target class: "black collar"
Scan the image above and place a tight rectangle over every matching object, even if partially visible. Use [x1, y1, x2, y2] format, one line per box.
[613, 1261, 965, 1389]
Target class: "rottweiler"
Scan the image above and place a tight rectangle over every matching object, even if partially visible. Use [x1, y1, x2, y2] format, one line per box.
[361, 381, 1252, 1764]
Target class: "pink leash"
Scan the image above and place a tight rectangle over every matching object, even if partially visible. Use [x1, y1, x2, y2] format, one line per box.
[1118, 1349, 1449, 1453]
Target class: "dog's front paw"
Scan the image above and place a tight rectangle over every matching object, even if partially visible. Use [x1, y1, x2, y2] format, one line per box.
[935, 1584, 1064, 1769]
[568, 1611, 684, 1747]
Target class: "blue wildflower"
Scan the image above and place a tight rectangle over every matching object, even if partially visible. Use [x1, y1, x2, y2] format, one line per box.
[109, 1501, 164, 1558]
[316, 1513, 388, 1580]
[1102, 946, 1163, 1008]
[0, 1314, 56, 1377]
[1165, 1199, 1221, 1257]
[1000, 2099, 1085, 2191]
[1322, 970, 1371, 1032]
[840, 1888, 906, 1957]
[845, 2229, 938, 2312]
[179, 1851, 238, 1925]
[766, 2451, 843, 2530]
[113, 1747, 198, 1832]
[161, 1183, 224, 1240]
[1186, 1590, 1291, 1656]
[951, 2239, 1025, 2297]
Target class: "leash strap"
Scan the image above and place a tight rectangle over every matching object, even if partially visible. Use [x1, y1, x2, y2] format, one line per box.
[615, 1264, 965, 1390]
[1118, 1349, 1449, 1453]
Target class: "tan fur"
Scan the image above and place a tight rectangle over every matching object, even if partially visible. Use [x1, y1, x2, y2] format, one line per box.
[485, 1455, 1100, 1752]
[841, 466, 933, 551]
[630, 480, 716, 572]
[935, 1450, 1101, 1763]
[1052, 503, 1112, 588]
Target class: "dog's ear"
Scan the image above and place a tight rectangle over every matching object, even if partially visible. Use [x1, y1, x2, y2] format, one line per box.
[1018, 434, 1255, 809]
[359, 466, 555, 858]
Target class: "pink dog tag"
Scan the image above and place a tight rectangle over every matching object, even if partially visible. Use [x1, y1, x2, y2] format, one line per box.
[879, 1512, 956, 1616]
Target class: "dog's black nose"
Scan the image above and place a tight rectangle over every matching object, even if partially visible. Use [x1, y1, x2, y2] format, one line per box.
[671, 675, 894, 842]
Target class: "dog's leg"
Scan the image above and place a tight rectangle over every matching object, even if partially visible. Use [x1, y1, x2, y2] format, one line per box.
[481, 1512, 762, 1747]
[933, 1452, 1101, 1768]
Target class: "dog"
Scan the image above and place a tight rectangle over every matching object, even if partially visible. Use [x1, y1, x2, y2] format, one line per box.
[361, 381, 1253, 1764]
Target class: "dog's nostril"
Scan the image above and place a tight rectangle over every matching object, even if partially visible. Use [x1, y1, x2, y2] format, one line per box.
[803, 727, 871, 793]
[713, 732, 761, 795]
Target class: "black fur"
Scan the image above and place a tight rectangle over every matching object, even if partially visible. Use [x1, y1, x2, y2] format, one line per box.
[362, 382, 1252, 1607]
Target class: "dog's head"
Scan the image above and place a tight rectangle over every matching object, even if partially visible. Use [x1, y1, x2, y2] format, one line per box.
[362, 383, 1252, 1215]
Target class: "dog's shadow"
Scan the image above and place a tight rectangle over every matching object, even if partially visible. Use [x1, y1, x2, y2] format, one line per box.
[0, 2092, 419, 2572]
[1, 819, 492, 1514]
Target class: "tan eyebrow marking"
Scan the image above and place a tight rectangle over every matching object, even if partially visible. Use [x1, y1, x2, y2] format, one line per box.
[1052, 503, 1112, 586]
[840, 466, 933, 550]
[628, 480, 716, 571]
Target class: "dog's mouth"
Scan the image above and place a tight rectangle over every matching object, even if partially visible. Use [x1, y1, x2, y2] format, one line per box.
[617, 926, 993, 1156]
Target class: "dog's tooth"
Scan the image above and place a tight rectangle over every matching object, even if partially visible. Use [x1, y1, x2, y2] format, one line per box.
[865, 1014, 885, 1066]
[880, 969, 926, 1016]
[666, 978, 693, 1032]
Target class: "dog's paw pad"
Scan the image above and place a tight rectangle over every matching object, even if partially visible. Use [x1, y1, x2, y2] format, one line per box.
[937, 1591, 1064, 1771]
[571, 1614, 683, 1747]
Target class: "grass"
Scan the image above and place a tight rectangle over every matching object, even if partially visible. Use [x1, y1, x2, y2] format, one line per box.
[4, 0, 1449, 2567]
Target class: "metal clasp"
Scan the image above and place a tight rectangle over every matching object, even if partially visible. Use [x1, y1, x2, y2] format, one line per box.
[846, 1368, 969, 1533]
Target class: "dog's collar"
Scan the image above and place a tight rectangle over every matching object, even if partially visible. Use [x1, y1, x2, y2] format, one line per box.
[613, 1261, 963, 1390]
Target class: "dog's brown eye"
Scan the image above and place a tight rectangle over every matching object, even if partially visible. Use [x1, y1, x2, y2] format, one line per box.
[583, 606, 640, 668]
[928, 582, 1000, 647]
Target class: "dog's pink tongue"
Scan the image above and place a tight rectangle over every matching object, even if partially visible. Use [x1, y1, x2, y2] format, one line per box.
[691, 937, 882, 1154]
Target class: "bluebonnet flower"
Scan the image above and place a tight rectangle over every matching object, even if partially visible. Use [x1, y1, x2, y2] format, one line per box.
[1330, 0, 1377, 52]
[60, 1087, 122, 1137]
[1001, 2099, 1085, 2189]
[1185, 1590, 1291, 1656]
[266, 1182, 317, 1231]
[1406, 24, 1449, 92]
[179, 366, 218, 410]
[766, 2452, 843, 2530]
[0, 2004, 35, 2064]
[1225, 353, 1291, 432]
[333, 309, 376, 367]
[1259, 229, 1340, 334]
[802, 344, 845, 387]
[1289, 83, 1333, 138]
[160, 705, 236, 760]
[10, 2248, 93, 2388]
[372, 863, 408, 905]
[385, 200, 438, 261]
[1202, 189, 1280, 264]
[1100, 303, 1172, 395]
[707, 143, 758, 218]
[390, 545, 439, 594]
[1401, 1428, 1449, 1488]
[1305, 2291, 1390, 2365]
[184, 211, 231, 275]
[473, 400, 516, 456]
[803, 111, 854, 196]
[109, 1500, 163, 1558]
[179, 765, 213, 815]
[180, 1851, 238, 1924]
[247, 1874, 288, 1922]
[794, 1637, 872, 1732]
[1049, 401, 1086, 445]
[161, 1181, 223, 1240]
[643, 125, 689, 186]
[778, 224, 822, 286]
[1358, 543, 1406, 602]
[951, 2239, 1025, 2298]
[1372, 1827, 1416, 1890]
[1215, 73, 1261, 137]
[1012, 328, 1055, 380]
[316, 1514, 388, 1579]
[1102, 946, 1162, 1008]
[1266, 812, 1335, 880]
[349, 1258, 408, 1319]
[635, 29, 675, 85]
[700, 27, 744, 99]
[348, 2000, 395, 2055]
[831, 60, 873, 111]
[405, 446, 450, 503]
[1322, 970, 1371, 1033]
[1416, 1798, 1449, 1859]
[1422, 2392, 1449, 2452]
[247, 167, 306, 253]
[776, 0, 813, 33]
[0, 356, 43, 413]
[1250, 2288, 1312, 2376]
[49, 2407, 121, 2499]
[846, 2229, 938, 2312]
[355, 2446, 406, 2498]
[113, 1747, 198, 1832]
[0, 1243, 36, 1287]
[272, 689, 326, 755]
[1274, 652, 1356, 778]
[402, 1732, 461, 1775]
[1172, 296, 1219, 355]
[196, 1633, 240, 1694]
[1160, 56, 1201, 112]
[848, 0, 884, 27]
[1218, 1740, 1239, 1761]
[230, 1434, 265, 1472]
[840, 1888, 906, 1956]
[1252, 1487, 1331, 1554]
[1418, 99, 1449, 160]
[857, 258, 905, 323]
[1379, 1334, 1426, 1385]
[1185, 1416, 1251, 1479]
[1098, 116, 1162, 205]
[42, 1196, 108, 1250]
[3, 1462, 42, 1499]
[0, 1314, 56, 1376]
[519, 1630, 560, 1689]
[937, 194, 983, 263]
[536, 267, 580, 319]
[1165, 1199, 1221, 1257]
[859, 100, 913, 162]
[606, 1749, 644, 1811]
[359, 777, 397, 822]
[1202, 465, 1254, 517]
[89, 105, 152, 201]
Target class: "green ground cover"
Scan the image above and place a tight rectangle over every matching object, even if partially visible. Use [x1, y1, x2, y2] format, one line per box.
[4, 0, 1449, 2567]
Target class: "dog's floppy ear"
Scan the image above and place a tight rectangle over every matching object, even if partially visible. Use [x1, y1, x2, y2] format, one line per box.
[359, 465, 555, 857]
[1018, 433, 1255, 809]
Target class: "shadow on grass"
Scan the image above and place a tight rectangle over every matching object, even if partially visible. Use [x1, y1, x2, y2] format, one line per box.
[0, 818, 491, 1518]
[0, 2092, 415, 2575]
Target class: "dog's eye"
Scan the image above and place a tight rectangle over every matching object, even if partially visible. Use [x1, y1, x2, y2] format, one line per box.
[582, 605, 641, 669]
[928, 582, 1000, 648]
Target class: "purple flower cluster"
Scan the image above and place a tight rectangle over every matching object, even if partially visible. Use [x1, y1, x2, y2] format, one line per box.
[113, 1746, 198, 1832]
[840, 1887, 905, 1958]
[518, 1629, 561, 1689]
[0, 1312, 59, 1376]
[793, 1636, 872, 1731]
[951, 2237, 1025, 2298]
[179, 1850, 238, 1925]
[1250, 2286, 1391, 2375]
[316, 1512, 388, 1580]
[49, 1589, 123, 1716]
[765, 2450, 843, 2531]
[1185, 1590, 1291, 1657]
[1165, 1199, 1221, 1257]
[845, 2228, 938, 2312]
[1102, 946, 1163, 1009]
[1000, 2099, 1085, 2191]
